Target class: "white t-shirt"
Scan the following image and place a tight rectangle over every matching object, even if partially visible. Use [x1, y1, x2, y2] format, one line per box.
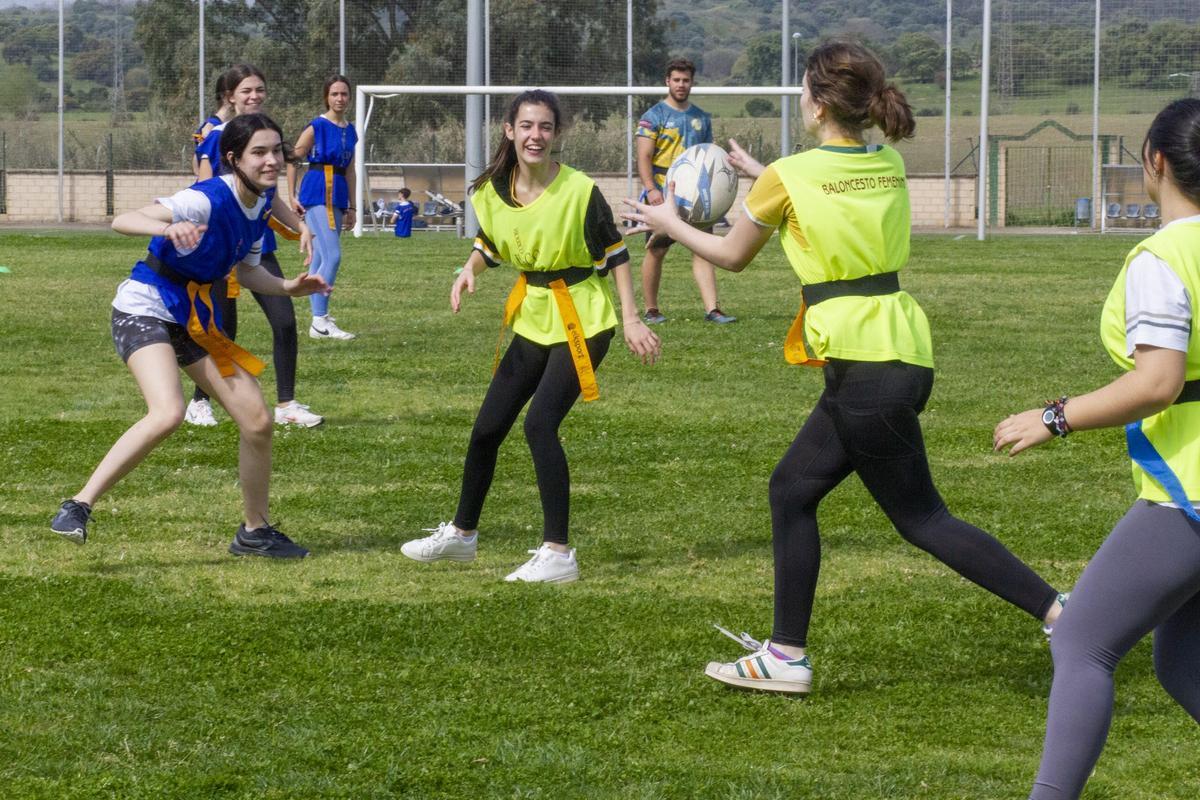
[112, 175, 267, 321]
[1123, 214, 1200, 356]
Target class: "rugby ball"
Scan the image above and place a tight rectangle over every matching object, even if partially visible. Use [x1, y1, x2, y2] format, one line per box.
[665, 143, 739, 227]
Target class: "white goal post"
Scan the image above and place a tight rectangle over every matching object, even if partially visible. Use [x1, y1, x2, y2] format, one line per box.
[352, 84, 803, 237]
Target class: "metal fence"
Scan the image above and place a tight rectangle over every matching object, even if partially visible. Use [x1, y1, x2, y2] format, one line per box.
[1, 0, 1198, 231]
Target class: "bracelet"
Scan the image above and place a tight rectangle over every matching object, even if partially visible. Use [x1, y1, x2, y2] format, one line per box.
[1041, 396, 1071, 438]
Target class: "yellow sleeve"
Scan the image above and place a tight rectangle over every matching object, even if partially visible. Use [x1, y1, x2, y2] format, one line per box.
[742, 165, 792, 230]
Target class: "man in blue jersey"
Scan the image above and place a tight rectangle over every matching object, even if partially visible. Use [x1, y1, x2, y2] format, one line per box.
[636, 58, 735, 325]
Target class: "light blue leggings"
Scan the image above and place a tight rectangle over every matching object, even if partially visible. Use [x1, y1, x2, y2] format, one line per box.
[305, 205, 342, 317]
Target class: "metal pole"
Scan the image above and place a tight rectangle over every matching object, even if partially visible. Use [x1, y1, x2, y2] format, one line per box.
[339, 0, 345, 75]
[465, 0, 484, 237]
[944, 0, 952, 228]
[484, 0, 491, 153]
[977, 0, 991, 241]
[627, 0, 634, 200]
[1091, 0, 1100, 231]
[57, 0, 64, 222]
[353, 86, 365, 236]
[199, 0, 205, 121]
[792, 32, 801, 143]
[780, 0, 790, 157]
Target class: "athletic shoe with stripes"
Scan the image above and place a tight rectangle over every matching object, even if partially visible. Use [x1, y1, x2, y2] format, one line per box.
[704, 625, 812, 694]
[1043, 592, 1070, 638]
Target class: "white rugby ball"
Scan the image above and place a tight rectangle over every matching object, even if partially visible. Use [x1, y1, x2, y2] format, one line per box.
[665, 143, 739, 227]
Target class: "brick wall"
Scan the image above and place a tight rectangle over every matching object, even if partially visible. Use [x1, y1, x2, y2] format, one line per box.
[1, 169, 977, 229]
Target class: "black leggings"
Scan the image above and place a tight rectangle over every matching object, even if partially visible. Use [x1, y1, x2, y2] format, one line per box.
[453, 330, 614, 544]
[769, 359, 1059, 647]
[193, 253, 299, 404]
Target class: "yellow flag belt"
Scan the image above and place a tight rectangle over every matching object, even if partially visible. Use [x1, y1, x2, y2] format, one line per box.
[495, 267, 600, 402]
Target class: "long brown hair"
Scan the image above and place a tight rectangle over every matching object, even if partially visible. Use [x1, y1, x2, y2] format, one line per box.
[469, 90, 562, 195]
[805, 41, 915, 142]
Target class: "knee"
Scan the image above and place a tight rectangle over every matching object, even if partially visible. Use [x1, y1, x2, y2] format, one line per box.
[769, 462, 815, 515]
[146, 406, 185, 439]
[468, 420, 506, 453]
[523, 413, 559, 449]
[1050, 626, 1116, 675]
[239, 406, 273, 441]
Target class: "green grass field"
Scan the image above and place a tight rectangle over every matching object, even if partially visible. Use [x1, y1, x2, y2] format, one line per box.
[1, 230, 1197, 798]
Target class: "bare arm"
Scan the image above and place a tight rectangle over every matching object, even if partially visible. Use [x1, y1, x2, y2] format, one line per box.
[112, 202, 207, 251]
[608, 260, 661, 364]
[236, 260, 328, 297]
[623, 184, 774, 271]
[196, 158, 214, 181]
[450, 249, 490, 312]
[270, 192, 313, 266]
[994, 345, 1187, 456]
[288, 124, 315, 215]
[342, 155, 357, 229]
[636, 136, 662, 205]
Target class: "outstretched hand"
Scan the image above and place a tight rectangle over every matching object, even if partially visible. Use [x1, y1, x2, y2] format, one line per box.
[727, 138, 765, 178]
[622, 181, 681, 237]
[993, 408, 1054, 456]
[450, 266, 476, 313]
[623, 318, 661, 365]
[283, 271, 330, 298]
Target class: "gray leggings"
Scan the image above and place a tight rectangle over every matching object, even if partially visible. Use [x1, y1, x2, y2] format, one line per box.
[1029, 501, 1200, 799]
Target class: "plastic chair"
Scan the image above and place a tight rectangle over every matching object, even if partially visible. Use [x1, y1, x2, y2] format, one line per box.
[1143, 203, 1160, 221]
[1073, 197, 1091, 228]
[1106, 202, 1122, 220]
[1124, 203, 1142, 219]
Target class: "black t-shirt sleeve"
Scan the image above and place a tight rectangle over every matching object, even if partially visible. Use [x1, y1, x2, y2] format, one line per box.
[583, 186, 629, 276]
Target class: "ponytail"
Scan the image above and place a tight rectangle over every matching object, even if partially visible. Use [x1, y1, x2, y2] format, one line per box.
[869, 84, 915, 142]
[470, 89, 562, 195]
[806, 41, 914, 141]
[1143, 98, 1200, 206]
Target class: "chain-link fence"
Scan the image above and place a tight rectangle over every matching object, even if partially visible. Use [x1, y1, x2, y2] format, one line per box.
[2, 0, 1198, 228]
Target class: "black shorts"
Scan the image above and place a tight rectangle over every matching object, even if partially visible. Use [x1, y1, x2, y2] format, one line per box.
[645, 224, 713, 252]
[111, 309, 208, 367]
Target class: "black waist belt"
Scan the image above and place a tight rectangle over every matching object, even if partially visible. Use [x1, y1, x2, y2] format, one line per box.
[802, 272, 900, 306]
[144, 252, 199, 287]
[523, 267, 594, 288]
[315, 164, 347, 176]
[1174, 379, 1200, 405]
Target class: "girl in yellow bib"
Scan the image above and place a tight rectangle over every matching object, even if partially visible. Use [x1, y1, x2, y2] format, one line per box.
[401, 90, 661, 583]
[996, 99, 1200, 800]
[626, 42, 1064, 693]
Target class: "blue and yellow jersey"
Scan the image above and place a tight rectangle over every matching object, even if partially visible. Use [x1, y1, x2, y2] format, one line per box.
[636, 101, 713, 189]
[298, 116, 358, 212]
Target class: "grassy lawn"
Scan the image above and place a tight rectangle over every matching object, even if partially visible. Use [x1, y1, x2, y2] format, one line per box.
[1, 229, 1197, 798]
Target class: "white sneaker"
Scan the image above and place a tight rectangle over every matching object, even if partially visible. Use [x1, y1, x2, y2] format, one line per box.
[309, 315, 356, 340]
[504, 544, 579, 583]
[184, 398, 218, 427]
[401, 522, 477, 563]
[704, 626, 812, 694]
[274, 400, 324, 428]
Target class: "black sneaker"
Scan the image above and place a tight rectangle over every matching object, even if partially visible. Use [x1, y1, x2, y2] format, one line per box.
[50, 499, 91, 544]
[228, 523, 309, 559]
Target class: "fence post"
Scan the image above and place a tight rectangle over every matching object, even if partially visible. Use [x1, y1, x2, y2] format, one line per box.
[0, 131, 6, 216]
[106, 133, 114, 217]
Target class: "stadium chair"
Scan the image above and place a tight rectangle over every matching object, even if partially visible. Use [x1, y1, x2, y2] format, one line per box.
[1143, 203, 1160, 221]
[1073, 197, 1091, 229]
[1106, 202, 1122, 220]
[421, 201, 440, 217]
[1124, 203, 1141, 219]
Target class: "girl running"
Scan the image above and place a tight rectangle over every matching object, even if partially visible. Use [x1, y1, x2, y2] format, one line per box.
[995, 98, 1200, 800]
[190, 63, 324, 428]
[624, 41, 1064, 693]
[49, 113, 327, 558]
[287, 74, 358, 341]
[400, 90, 661, 583]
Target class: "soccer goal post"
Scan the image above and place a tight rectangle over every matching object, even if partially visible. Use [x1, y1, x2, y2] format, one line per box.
[352, 84, 803, 238]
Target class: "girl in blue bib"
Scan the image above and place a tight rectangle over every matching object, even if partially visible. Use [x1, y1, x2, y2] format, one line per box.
[288, 74, 359, 341]
[49, 113, 327, 559]
[192, 64, 325, 428]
